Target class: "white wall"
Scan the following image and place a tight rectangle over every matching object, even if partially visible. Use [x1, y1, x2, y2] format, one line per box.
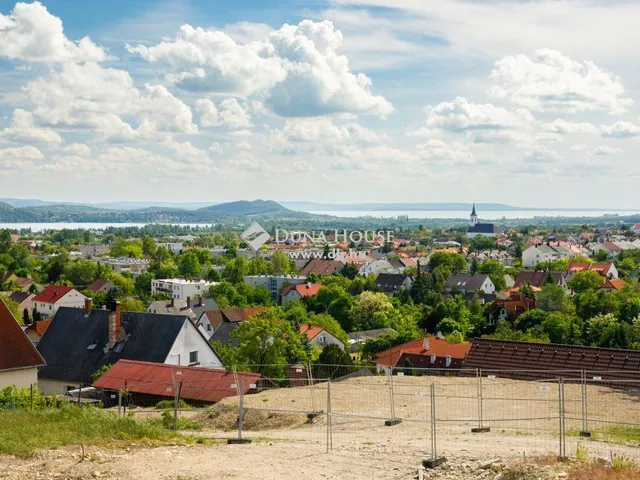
[38, 379, 81, 395]
[0, 367, 39, 389]
[166, 320, 223, 368]
[311, 331, 344, 350]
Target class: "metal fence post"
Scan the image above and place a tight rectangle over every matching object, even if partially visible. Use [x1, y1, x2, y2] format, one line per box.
[423, 383, 446, 468]
[558, 378, 566, 459]
[117, 386, 122, 416]
[384, 368, 401, 426]
[307, 363, 317, 415]
[472, 368, 490, 433]
[326, 378, 332, 453]
[579, 370, 591, 437]
[228, 376, 251, 444]
[30, 384, 34, 410]
[173, 381, 180, 431]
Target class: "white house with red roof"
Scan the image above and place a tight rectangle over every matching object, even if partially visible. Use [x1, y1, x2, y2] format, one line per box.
[634, 224, 640, 235]
[373, 336, 471, 374]
[300, 324, 344, 350]
[32, 285, 86, 318]
[281, 283, 322, 305]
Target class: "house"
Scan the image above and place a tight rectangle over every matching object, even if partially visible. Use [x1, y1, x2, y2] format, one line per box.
[0, 298, 45, 388]
[513, 271, 567, 289]
[100, 257, 151, 277]
[466, 204, 498, 239]
[300, 324, 344, 350]
[444, 273, 496, 295]
[348, 328, 395, 352]
[147, 298, 196, 321]
[155, 242, 184, 254]
[197, 307, 267, 339]
[86, 278, 114, 294]
[243, 274, 307, 302]
[36, 300, 223, 394]
[80, 244, 109, 257]
[600, 278, 627, 293]
[32, 285, 87, 319]
[24, 320, 51, 346]
[8, 291, 35, 320]
[2, 274, 36, 292]
[281, 282, 322, 305]
[93, 360, 261, 405]
[300, 259, 343, 276]
[634, 224, 640, 235]
[359, 259, 393, 276]
[373, 336, 471, 374]
[566, 262, 618, 280]
[486, 292, 537, 324]
[375, 273, 414, 295]
[522, 244, 572, 268]
[151, 278, 216, 300]
[591, 241, 638, 258]
[463, 338, 640, 386]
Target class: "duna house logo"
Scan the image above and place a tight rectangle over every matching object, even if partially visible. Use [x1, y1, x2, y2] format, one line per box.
[240, 221, 271, 251]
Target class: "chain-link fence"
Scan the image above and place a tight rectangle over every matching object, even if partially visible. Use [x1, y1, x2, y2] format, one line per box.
[86, 365, 640, 466]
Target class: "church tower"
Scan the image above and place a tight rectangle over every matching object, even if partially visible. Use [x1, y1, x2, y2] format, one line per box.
[470, 203, 478, 227]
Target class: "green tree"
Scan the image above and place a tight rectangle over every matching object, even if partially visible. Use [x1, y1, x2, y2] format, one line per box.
[538, 283, 573, 314]
[0, 229, 11, 254]
[63, 259, 99, 287]
[568, 270, 604, 294]
[315, 344, 353, 378]
[110, 238, 143, 258]
[349, 291, 394, 331]
[270, 250, 294, 274]
[584, 313, 618, 346]
[428, 252, 467, 273]
[178, 251, 202, 279]
[223, 257, 249, 284]
[307, 313, 349, 346]
[134, 272, 154, 297]
[478, 259, 506, 291]
[229, 309, 308, 378]
[141, 236, 157, 257]
[91, 364, 113, 382]
[594, 249, 610, 262]
[470, 234, 496, 251]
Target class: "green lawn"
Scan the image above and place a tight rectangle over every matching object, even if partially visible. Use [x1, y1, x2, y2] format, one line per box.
[0, 407, 182, 457]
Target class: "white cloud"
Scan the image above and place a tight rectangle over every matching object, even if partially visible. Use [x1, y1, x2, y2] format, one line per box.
[276, 118, 381, 144]
[137, 84, 198, 135]
[222, 21, 274, 44]
[523, 145, 562, 163]
[600, 121, 640, 139]
[417, 138, 475, 165]
[569, 144, 587, 152]
[0, 1, 107, 63]
[0, 109, 63, 145]
[0, 145, 44, 161]
[62, 143, 91, 156]
[424, 97, 532, 136]
[127, 20, 393, 118]
[489, 49, 632, 114]
[542, 119, 599, 135]
[593, 145, 623, 157]
[195, 98, 252, 128]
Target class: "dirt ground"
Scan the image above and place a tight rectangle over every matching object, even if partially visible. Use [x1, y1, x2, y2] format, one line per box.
[3, 375, 640, 479]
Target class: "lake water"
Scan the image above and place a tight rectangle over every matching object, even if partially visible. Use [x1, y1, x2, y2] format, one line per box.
[1, 209, 638, 231]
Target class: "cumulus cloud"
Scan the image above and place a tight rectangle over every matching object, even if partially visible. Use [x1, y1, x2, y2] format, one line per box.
[600, 121, 640, 138]
[523, 145, 562, 163]
[195, 98, 252, 128]
[0, 109, 62, 145]
[542, 119, 599, 135]
[24, 62, 197, 141]
[276, 118, 381, 144]
[593, 145, 623, 156]
[62, 143, 91, 156]
[417, 139, 475, 165]
[489, 49, 632, 114]
[127, 20, 393, 117]
[0, 1, 107, 62]
[0, 145, 44, 161]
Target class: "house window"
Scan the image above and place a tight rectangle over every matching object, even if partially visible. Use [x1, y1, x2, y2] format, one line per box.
[430, 354, 436, 364]
[207, 324, 212, 332]
[318, 336, 326, 344]
[189, 350, 199, 365]
[445, 355, 452, 367]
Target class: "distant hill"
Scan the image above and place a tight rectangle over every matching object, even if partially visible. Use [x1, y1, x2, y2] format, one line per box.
[197, 200, 293, 216]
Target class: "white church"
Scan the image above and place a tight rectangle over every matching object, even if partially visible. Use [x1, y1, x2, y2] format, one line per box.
[466, 204, 499, 239]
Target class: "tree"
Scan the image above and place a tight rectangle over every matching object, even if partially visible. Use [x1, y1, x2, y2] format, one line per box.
[478, 259, 506, 291]
[541, 312, 578, 344]
[470, 234, 496, 251]
[538, 284, 573, 314]
[315, 344, 353, 378]
[349, 291, 394, 331]
[134, 272, 154, 297]
[229, 309, 308, 378]
[91, 364, 113, 382]
[63, 259, 99, 287]
[307, 313, 349, 346]
[470, 258, 479, 274]
[0, 229, 11, 254]
[594, 249, 610, 262]
[584, 313, 618, 346]
[110, 238, 143, 258]
[340, 263, 359, 279]
[22, 308, 30, 325]
[428, 252, 467, 273]
[270, 250, 293, 274]
[141, 236, 157, 257]
[223, 257, 249, 284]
[515, 309, 548, 331]
[119, 297, 146, 312]
[178, 251, 202, 279]
[568, 270, 604, 294]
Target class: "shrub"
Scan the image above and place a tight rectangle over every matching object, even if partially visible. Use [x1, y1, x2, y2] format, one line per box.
[155, 399, 191, 410]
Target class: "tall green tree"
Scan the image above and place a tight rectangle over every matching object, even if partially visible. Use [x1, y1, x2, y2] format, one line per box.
[568, 270, 604, 294]
[178, 251, 202, 279]
[0, 229, 11, 254]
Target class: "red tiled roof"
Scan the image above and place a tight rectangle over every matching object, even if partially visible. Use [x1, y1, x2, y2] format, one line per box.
[374, 337, 471, 367]
[590, 263, 614, 276]
[601, 278, 627, 291]
[0, 299, 45, 371]
[601, 242, 622, 251]
[92, 360, 261, 403]
[300, 324, 324, 340]
[25, 320, 51, 337]
[223, 307, 266, 323]
[32, 285, 75, 304]
[567, 262, 590, 272]
[300, 259, 342, 276]
[87, 278, 112, 293]
[282, 283, 322, 298]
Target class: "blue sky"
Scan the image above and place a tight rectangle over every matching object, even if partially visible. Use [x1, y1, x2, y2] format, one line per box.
[1, 0, 639, 208]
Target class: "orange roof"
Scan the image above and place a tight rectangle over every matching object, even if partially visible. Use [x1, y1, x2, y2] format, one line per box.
[590, 263, 614, 276]
[374, 337, 471, 367]
[567, 262, 590, 272]
[282, 283, 322, 298]
[25, 320, 51, 337]
[601, 278, 627, 291]
[32, 285, 75, 304]
[300, 324, 324, 341]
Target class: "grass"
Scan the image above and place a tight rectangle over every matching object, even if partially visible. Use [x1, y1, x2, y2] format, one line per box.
[568, 426, 640, 445]
[0, 407, 183, 457]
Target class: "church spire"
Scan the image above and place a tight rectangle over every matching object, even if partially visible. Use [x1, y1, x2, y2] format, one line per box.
[470, 203, 478, 227]
[471, 203, 477, 216]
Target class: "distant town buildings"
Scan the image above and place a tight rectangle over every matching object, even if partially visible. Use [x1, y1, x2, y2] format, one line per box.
[151, 278, 217, 300]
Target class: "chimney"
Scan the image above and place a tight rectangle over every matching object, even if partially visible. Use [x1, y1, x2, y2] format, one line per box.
[84, 298, 93, 316]
[198, 295, 203, 306]
[170, 298, 175, 308]
[187, 296, 191, 308]
[423, 338, 430, 351]
[108, 301, 121, 348]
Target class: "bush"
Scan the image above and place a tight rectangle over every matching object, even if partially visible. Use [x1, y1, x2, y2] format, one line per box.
[0, 385, 49, 410]
[155, 399, 191, 410]
[159, 411, 201, 430]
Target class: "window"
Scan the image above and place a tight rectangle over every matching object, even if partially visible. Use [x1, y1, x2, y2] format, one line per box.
[189, 350, 199, 365]
[318, 336, 326, 344]
[445, 355, 452, 367]
[430, 354, 436, 364]
[207, 324, 212, 332]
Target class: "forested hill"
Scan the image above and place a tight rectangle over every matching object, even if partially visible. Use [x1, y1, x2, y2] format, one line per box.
[0, 200, 313, 223]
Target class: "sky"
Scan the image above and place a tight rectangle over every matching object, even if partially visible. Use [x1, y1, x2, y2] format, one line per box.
[0, 0, 639, 208]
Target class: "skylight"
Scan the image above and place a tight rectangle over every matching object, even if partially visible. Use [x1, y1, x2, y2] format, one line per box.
[87, 342, 98, 350]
